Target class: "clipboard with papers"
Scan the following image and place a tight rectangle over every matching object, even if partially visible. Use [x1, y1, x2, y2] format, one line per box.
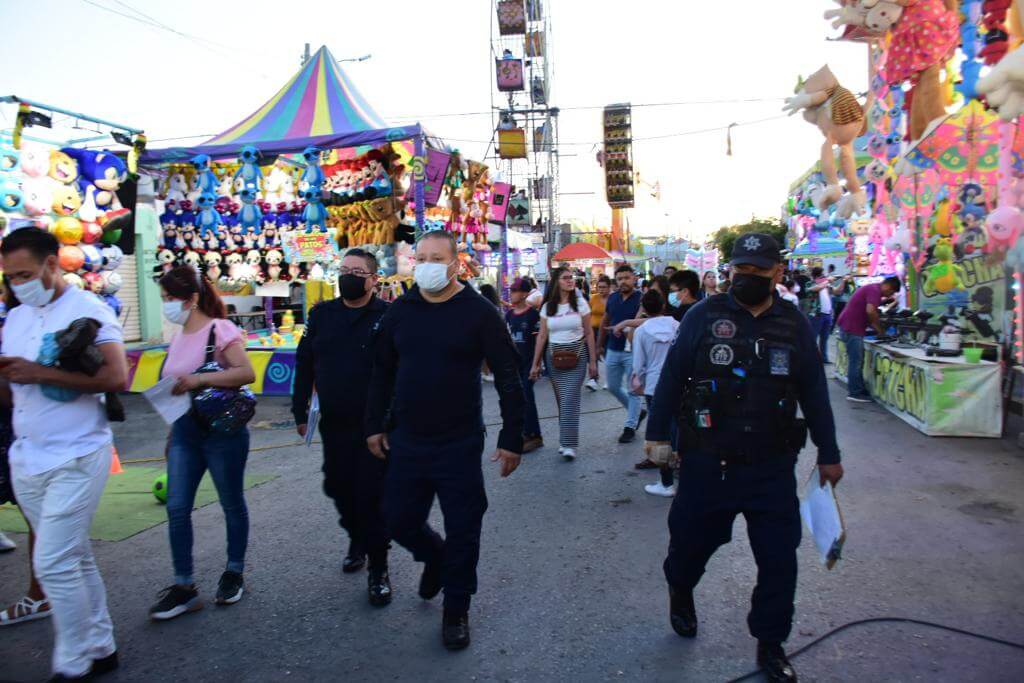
[799, 472, 846, 570]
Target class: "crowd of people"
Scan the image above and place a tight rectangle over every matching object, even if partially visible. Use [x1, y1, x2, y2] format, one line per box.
[0, 227, 853, 682]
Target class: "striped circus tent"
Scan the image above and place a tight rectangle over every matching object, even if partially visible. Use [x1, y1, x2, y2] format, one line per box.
[142, 45, 438, 164]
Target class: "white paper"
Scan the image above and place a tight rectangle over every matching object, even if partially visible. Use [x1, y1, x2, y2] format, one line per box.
[143, 376, 192, 425]
[800, 477, 845, 567]
[305, 392, 320, 447]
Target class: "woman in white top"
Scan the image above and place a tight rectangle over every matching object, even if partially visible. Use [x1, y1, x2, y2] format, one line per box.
[530, 267, 598, 460]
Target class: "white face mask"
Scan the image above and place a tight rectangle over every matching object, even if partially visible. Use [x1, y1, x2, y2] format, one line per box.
[162, 300, 192, 325]
[414, 261, 455, 293]
[10, 273, 55, 308]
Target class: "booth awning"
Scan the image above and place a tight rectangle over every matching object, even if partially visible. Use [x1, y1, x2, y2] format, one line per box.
[142, 46, 439, 164]
[553, 243, 613, 261]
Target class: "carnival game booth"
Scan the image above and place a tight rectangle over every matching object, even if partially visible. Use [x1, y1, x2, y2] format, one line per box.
[0, 96, 145, 338]
[552, 242, 616, 280]
[132, 46, 452, 396]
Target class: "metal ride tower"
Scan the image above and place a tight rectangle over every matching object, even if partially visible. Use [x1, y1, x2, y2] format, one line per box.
[489, 0, 561, 248]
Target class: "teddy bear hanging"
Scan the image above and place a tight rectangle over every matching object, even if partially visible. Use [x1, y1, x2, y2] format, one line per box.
[784, 65, 868, 218]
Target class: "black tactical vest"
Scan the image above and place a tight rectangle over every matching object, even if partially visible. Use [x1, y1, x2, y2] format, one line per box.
[682, 294, 802, 457]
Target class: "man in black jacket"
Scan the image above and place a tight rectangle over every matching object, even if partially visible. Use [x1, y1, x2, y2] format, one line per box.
[293, 248, 392, 607]
[366, 230, 524, 651]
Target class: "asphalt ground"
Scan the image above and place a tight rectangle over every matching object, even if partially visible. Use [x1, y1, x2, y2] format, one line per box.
[2, 374, 1023, 682]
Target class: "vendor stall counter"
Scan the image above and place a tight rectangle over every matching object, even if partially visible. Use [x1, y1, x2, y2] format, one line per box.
[834, 339, 1002, 438]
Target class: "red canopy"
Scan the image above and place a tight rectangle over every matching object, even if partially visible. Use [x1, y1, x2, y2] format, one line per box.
[552, 243, 613, 261]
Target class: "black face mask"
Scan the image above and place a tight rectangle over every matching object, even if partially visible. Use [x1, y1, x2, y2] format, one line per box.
[731, 272, 774, 307]
[339, 274, 369, 301]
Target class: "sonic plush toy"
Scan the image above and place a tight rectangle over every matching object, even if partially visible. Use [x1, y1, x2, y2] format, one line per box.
[300, 146, 325, 189]
[234, 145, 263, 192]
[190, 154, 219, 196]
[238, 183, 264, 233]
[195, 191, 223, 238]
[62, 148, 127, 213]
[300, 186, 327, 233]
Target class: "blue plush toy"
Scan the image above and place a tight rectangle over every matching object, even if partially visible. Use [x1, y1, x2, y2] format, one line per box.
[234, 145, 263, 191]
[190, 154, 219, 196]
[300, 186, 327, 233]
[300, 146, 325, 189]
[196, 191, 223, 238]
[62, 148, 127, 211]
[238, 183, 264, 233]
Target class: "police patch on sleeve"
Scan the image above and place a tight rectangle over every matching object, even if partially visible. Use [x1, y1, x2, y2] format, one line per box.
[769, 348, 790, 376]
[712, 319, 736, 339]
[710, 344, 734, 365]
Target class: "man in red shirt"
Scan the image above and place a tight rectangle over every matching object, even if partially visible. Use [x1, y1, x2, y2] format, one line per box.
[836, 276, 901, 402]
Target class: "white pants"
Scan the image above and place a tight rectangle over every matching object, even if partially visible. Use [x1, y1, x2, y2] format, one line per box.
[13, 446, 116, 677]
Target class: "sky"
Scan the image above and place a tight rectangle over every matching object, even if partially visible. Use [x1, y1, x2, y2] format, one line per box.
[0, 0, 869, 241]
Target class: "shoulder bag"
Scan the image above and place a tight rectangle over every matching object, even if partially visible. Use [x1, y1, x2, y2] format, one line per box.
[190, 324, 256, 434]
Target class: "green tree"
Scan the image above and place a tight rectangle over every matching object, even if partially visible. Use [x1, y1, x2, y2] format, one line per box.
[711, 218, 786, 258]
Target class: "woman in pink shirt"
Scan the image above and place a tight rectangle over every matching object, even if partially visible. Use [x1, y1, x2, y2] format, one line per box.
[149, 267, 256, 621]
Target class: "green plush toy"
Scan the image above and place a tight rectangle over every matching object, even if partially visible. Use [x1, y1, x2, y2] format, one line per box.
[923, 238, 967, 296]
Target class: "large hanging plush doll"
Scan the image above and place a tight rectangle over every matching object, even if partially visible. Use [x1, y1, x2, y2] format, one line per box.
[62, 148, 127, 213]
[784, 65, 868, 217]
[882, 0, 961, 140]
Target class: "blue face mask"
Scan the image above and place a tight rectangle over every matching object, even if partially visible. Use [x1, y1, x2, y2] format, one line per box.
[668, 292, 681, 308]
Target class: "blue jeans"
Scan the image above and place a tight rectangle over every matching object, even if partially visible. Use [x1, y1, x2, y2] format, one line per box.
[840, 330, 869, 399]
[605, 349, 642, 429]
[519, 364, 541, 438]
[167, 413, 250, 585]
[812, 313, 833, 363]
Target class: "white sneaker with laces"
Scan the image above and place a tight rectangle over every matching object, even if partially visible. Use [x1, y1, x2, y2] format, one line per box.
[645, 482, 676, 497]
[0, 531, 15, 552]
[585, 378, 599, 392]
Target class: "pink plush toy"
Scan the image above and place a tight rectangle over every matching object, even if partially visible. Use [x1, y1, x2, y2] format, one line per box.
[983, 205, 1024, 261]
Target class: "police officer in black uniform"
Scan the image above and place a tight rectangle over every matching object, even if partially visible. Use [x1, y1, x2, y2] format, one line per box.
[293, 248, 392, 606]
[645, 234, 843, 682]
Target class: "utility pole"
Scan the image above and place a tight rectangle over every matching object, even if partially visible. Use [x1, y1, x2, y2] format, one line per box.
[301, 43, 311, 66]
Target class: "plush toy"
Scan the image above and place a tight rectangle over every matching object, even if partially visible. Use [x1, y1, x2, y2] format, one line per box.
[825, 0, 905, 35]
[264, 249, 284, 281]
[165, 172, 188, 203]
[62, 148, 127, 212]
[203, 251, 224, 281]
[224, 252, 244, 281]
[21, 178, 53, 216]
[300, 146, 325, 190]
[195, 191, 223, 238]
[784, 65, 867, 216]
[365, 149, 392, 197]
[234, 145, 263, 192]
[48, 150, 78, 185]
[263, 166, 289, 204]
[19, 143, 49, 177]
[216, 174, 237, 201]
[300, 186, 327, 233]
[881, 0, 960, 140]
[81, 221, 103, 245]
[923, 238, 967, 295]
[238, 183, 264, 233]
[51, 184, 82, 216]
[0, 177, 23, 213]
[189, 154, 219, 196]
[983, 205, 1024, 261]
[977, 42, 1024, 120]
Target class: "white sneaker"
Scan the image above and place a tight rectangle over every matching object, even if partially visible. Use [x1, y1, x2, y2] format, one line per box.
[602, 383, 608, 390]
[561, 448, 576, 461]
[846, 395, 871, 403]
[585, 378, 599, 392]
[645, 482, 676, 497]
[0, 531, 15, 552]
[482, 373, 495, 383]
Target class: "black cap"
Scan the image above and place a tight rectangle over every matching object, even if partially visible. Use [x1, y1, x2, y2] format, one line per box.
[731, 233, 781, 269]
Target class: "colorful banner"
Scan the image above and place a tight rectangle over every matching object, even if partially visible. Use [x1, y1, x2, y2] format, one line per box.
[918, 253, 1006, 344]
[126, 346, 297, 397]
[833, 339, 1002, 437]
[281, 229, 339, 263]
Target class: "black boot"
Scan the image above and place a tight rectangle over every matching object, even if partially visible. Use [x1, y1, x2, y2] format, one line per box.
[757, 641, 797, 682]
[90, 650, 119, 677]
[418, 560, 442, 600]
[367, 565, 392, 607]
[668, 585, 698, 638]
[342, 540, 366, 574]
[442, 610, 471, 651]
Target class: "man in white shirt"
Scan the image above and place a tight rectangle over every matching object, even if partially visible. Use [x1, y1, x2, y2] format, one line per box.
[0, 228, 128, 681]
[808, 266, 834, 364]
